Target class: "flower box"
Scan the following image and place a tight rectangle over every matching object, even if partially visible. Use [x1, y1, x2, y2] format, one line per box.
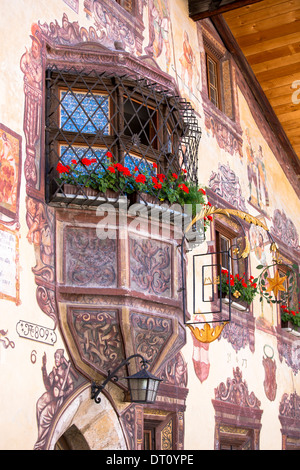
[52, 184, 128, 206]
[281, 321, 300, 336]
[220, 294, 249, 311]
[55, 153, 211, 215]
[291, 326, 300, 337]
[63, 184, 98, 197]
[218, 270, 258, 311]
[130, 191, 161, 206]
[231, 298, 250, 312]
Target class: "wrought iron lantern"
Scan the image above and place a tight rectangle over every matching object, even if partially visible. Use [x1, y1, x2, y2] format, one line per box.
[91, 354, 162, 404]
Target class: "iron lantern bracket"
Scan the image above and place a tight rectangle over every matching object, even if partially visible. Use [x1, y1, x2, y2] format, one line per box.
[91, 354, 150, 404]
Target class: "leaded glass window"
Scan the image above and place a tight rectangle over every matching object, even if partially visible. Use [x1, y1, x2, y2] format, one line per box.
[46, 66, 200, 205]
[60, 90, 110, 135]
[206, 54, 220, 109]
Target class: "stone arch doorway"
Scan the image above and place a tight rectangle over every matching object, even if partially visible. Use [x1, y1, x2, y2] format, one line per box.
[48, 386, 127, 450]
[55, 425, 90, 450]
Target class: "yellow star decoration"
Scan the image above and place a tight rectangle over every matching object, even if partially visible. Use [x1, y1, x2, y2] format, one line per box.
[266, 271, 287, 297]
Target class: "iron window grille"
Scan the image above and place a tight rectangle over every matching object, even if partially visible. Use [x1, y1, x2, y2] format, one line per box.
[45, 65, 201, 206]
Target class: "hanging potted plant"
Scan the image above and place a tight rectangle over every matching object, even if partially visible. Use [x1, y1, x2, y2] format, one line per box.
[219, 269, 258, 311]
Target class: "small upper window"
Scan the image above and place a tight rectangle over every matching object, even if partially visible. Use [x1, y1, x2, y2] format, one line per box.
[215, 225, 247, 280]
[202, 29, 235, 121]
[206, 53, 220, 110]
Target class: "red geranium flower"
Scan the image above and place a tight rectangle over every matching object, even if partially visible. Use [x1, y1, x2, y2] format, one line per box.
[106, 151, 113, 159]
[121, 167, 132, 177]
[57, 162, 70, 174]
[114, 163, 124, 171]
[107, 166, 116, 173]
[157, 173, 166, 183]
[153, 162, 158, 169]
[198, 188, 206, 195]
[178, 183, 189, 194]
[172, 173, 178, 179]
[81, 157, 92, 166]
[135, 174, 146, 184]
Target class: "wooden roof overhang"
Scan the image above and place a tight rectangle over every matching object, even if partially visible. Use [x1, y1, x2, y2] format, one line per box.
[188, 0, 264, 21]
[189, 0, 300, 194]
[222, 0, 300, 170]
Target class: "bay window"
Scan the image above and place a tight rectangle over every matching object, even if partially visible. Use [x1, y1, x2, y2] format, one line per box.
[46, 66, 200, 205]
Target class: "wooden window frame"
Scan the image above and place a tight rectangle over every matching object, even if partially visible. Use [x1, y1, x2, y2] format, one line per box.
[205, 50, 222, 111]
[219, 425, 255, 450]
[275, 251, 300, 332]
[213, 216, 251, 315]
[202, 27, 236, 123]
[215, 219, 247, 279]
[48, 76, 173, 179]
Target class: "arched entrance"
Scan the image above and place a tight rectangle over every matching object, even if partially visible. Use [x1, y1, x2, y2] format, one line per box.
[55, 425, 90, 450]
[48, 386, 127, 450]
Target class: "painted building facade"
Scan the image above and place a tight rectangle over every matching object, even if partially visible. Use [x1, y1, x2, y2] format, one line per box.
[0, 0, 299, 450]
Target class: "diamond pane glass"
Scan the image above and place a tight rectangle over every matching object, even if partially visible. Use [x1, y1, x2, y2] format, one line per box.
[124, 153, 157, 176]
[60, 145, 107, 175]
[60, 90, 110, 134]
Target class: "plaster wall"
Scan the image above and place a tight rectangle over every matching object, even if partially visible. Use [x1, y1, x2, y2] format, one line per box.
[0, 0, 299, 450]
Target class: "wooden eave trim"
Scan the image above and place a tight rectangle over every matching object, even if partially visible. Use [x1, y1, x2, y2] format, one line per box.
[189, 0, 263, 21]
[211, 14, 300, 189]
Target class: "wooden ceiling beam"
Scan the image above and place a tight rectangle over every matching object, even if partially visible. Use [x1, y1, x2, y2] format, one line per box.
[251, 51, 300, 74]
[256, 62, 300, 83]
[223, 0, 299, 26]
[241, 31, 300, 56]
[225, 7, 300, 35]
[247, 43, 300, 66]
[265, 85, 297, 100]
[259, 72, 300, 90]
[232, 20, 300, 48]
[188, 0, 264, 21]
